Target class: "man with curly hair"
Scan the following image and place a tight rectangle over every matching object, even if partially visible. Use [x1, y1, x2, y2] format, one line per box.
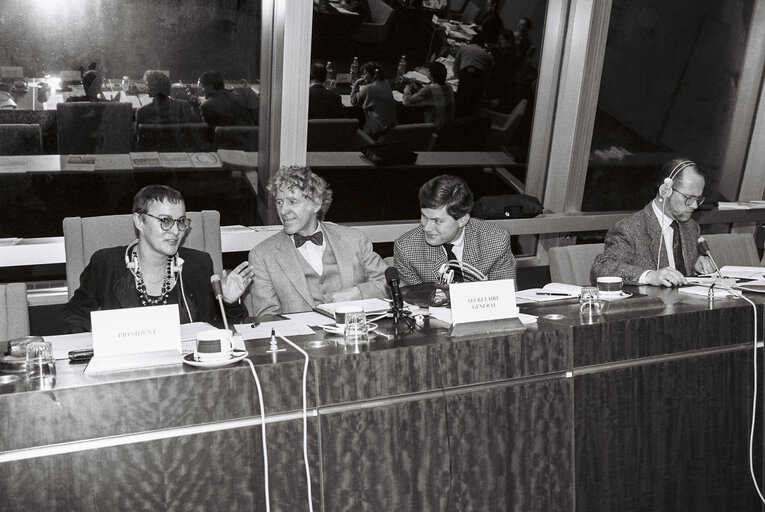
[248, 166, 389, 315]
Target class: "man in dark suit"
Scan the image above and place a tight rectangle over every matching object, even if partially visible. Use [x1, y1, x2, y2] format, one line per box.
[197, 70, 255, 129]
[248, 166, 388, 315]
[308, 62, 344, 119]
[591, 158, 715, 286]
[394, 174, 516, 286]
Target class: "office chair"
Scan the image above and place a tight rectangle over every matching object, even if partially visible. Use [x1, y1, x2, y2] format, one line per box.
[0, 283, 30, 340]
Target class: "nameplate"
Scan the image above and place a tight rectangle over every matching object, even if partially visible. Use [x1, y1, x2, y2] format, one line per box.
[449, 279, 519, 325]
[90, 304, 181, 357]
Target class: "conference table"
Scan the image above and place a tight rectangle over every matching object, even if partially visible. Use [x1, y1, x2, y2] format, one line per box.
[1, 285, 763, 511]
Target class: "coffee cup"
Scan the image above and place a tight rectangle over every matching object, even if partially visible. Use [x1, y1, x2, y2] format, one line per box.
[334, 305, 364, 329]
[195, 329, 234, 362]
[596, 276, 623, 296]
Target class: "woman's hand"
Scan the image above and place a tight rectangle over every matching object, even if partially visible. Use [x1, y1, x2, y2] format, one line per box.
[221, 261, 255, 303]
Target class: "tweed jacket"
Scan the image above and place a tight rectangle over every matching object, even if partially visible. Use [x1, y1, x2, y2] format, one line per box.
[394, 218, 516, 286]
[248, 222, 389, 316]
[63, 246, 248, 333]
[590, 202, 702, 284]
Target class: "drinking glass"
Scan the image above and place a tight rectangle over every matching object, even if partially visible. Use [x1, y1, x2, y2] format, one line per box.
[343, 310, 369, 346]
[579, 286, 603, 314]
[26, 340, 56, 390]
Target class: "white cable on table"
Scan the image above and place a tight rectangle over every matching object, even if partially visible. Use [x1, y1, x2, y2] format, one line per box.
[243, 358, 271, 512]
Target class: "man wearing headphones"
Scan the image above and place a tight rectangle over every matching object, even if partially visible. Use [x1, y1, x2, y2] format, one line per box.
[63, 185, 253, 333]
[590, 158, 716, 287]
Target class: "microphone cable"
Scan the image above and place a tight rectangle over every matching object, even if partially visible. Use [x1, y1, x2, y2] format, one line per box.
[243, 357, 271, 512]
[178, 269, 194, 324]
[275, 330, 315, 512]
[708, 282, 765, 503]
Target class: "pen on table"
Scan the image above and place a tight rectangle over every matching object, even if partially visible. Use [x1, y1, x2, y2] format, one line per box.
[536, 292, 572, 296]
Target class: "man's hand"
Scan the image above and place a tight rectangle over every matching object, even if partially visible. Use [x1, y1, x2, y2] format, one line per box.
[326, 287, 362, 303]
[644, 267, 687, 287]
[693, 255, 716, 275]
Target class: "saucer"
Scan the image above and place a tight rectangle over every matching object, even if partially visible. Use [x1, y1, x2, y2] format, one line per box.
[600, 291, 632, 301]
[322, 323, 378, 335]
[183, 350, 248, 368]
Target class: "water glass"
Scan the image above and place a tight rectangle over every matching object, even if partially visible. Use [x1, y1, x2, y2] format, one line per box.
[343, 310, 369, 346]
[26, 340, 56, 390]
[579, 286, 603, 314]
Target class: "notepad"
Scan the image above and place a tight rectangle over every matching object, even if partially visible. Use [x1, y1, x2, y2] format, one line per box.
[515, 283, 581, 303]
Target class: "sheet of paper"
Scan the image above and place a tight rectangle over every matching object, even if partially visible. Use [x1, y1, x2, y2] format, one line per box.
[95, 153, 133, 170]
[0, 156, 29, 173]
[64, 154, 96, 171]
[234, 320, 316, 339]
[715, 266, 765, 279]
[160, 152, 193, 168]
[679, 286, 737, 298]
[131, 152, 161, 167]
[283, 311, 335, 326]
[316, 298, 391, 316]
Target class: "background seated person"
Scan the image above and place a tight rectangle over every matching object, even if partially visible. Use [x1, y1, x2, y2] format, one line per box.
[63, 185, 253, 333]
[473, 0, 504, 45]
[350, 61, 397, 140]
[338, 0, 371, 21]
[394, 174, 516, 286]
[590, 158, 715, 287]
[402, 61, 455, 130]
[248, 165, 389, 316]
[308, 62, 344, 119]
[66, 70, 105, 102]
[196, 70, 255, 129]
[136, 70, 199, 125]
[453, 33, 493, 117]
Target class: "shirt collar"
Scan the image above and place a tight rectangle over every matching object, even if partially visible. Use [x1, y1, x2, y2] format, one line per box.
[651, 199, 675, 230]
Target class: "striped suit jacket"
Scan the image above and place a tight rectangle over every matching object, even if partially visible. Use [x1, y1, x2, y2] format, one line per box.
[393, 218, 516, 286]
[590, 202, 702, 284]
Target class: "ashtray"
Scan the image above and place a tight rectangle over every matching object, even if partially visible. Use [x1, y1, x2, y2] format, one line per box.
[305, 340, 330, 349]
[542, 314, 565, 321]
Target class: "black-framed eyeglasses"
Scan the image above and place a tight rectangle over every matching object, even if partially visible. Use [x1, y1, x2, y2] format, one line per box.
[143, 212, 191, 231]
[672, 188, 705, 207]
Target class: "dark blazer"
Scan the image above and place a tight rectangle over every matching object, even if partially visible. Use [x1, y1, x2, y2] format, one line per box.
[393, 218, 516, 286]
[248, 222, 389, 316]
[200, 89, 253, 128]
[136, 97, 199, 124]
[590, 202, 702, 284]
[308, 84, 344, 119]
[63, 246, 247, 333]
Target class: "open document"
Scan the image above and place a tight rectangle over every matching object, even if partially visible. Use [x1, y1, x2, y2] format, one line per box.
[515, 283, 581, 304]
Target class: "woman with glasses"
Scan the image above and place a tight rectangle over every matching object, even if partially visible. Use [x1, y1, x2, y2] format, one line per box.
[590, 157, 716, 287]
[63, 185, 254, 333]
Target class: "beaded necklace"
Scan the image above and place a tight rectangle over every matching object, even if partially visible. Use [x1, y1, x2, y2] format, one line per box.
[132, 249, 173, 306]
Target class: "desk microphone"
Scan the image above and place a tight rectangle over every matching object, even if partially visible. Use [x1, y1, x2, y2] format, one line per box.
[697, 236, 722, 278]
[385, 267, 414, 333]
[210, 275, 229, 331]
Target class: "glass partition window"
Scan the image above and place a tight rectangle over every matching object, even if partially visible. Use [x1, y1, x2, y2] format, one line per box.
[0, 0, 262, 236]
[583, 0, 755, 212]
[307, 0, 548, 236]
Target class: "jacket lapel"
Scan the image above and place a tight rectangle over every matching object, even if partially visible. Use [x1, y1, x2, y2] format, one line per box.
[323, 223, 354, 288]
[274, 232, 315, 306]
[644, 203, 667, 270]
[461, 220, 479, 268]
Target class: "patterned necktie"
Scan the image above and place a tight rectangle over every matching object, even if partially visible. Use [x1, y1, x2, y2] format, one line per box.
[444, 243, 464, 283]
[670, 221, 686, 276]
[294, 231, 324, 248]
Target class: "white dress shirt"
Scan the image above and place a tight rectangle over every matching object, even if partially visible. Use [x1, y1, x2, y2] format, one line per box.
[638, 200, 678, 283]
[293, 223, 326, 275]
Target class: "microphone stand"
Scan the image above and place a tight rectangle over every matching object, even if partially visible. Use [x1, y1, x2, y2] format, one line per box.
[390, 306, 416, 337]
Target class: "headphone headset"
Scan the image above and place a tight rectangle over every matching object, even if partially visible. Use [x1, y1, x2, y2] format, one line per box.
[124, 239, 184, 276]
[659, 160, 695, 199]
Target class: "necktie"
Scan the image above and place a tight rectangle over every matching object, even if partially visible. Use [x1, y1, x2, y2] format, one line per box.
[294, 231, 324, 248]
[670, 221, 686, 276]
[444, 243, 464, 283]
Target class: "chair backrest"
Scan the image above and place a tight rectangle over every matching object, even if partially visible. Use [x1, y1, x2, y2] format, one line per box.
[63, 211, 222, 298]
[137, 123, 212, 152]
[307, 118, 360, 151]
[381, 123, 435, 152]
[0, 124, 42, 155]
[430, 115, 490, 151]
[549, 243, 605, 286]
[0, 283, 29, 341]
[57, 102, 133, 154]
[460, 1, 480, 23]
[214, 125, 259, 151]
[702, 233, 761, 267]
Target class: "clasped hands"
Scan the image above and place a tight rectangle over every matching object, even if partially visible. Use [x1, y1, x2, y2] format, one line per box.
[645, 255, 716, 287]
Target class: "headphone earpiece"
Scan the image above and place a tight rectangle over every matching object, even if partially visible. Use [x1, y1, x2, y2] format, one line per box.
[124, 240, 140, 274]
[659, 177, 674, 198]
